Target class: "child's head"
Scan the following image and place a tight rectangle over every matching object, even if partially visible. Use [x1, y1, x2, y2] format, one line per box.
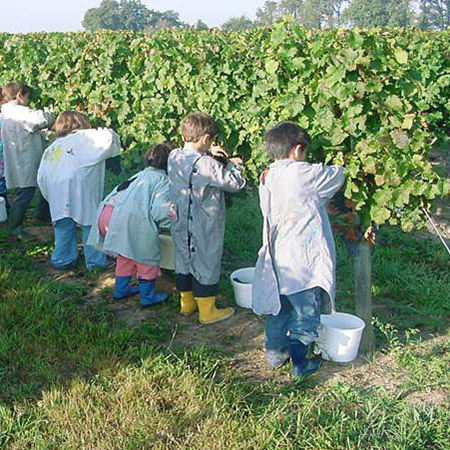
[145, 143, 172, 172]
[265, 122, 311, 161]
[55, 111, 91, 138]
[181, 112, 218, 150]
[2, 82, 30, 106]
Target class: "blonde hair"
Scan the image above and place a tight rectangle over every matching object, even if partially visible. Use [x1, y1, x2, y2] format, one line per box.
[181, 112, 218, 143]
[2, 81, 30, 103]
[55, 111, 91, 138]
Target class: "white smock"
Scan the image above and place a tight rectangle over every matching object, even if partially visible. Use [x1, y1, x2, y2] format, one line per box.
[37, 128, 120, 226]
[252, 160, 345, 316]
[0, 102, 54, 189]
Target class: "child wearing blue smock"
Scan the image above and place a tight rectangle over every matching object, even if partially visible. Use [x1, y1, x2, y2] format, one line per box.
[88, 144, 172, 307]
[252, 122, 345, 378]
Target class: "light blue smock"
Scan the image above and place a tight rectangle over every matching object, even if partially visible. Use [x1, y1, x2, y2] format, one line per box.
[252, 160, 345, 316]
[88, 167, 171, 266]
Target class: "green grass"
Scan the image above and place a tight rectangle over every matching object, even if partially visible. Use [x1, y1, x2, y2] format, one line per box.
[0, 191, 449, 449]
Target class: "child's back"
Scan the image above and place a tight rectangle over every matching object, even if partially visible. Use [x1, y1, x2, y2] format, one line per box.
[259, 159, 344, 303]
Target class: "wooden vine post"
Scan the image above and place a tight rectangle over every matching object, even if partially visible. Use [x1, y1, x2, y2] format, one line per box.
[354, 241, 375, 354]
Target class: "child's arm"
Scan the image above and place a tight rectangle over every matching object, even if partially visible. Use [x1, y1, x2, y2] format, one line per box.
[149, 180, 171, 229]
[198, 156, 246, 193]
[83, 128, 121, 163]
[26, 109, 54, 133]
[315, 165, 345, 201]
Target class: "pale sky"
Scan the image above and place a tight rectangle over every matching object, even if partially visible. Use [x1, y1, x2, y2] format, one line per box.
[0, 0, 266, 33]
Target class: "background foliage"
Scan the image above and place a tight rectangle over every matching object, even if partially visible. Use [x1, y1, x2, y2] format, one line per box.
[1, 21, 449, 229]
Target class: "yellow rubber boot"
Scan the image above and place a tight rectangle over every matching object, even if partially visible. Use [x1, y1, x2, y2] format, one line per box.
[180, 291, 197, 316]
[196, 296, 234, 325]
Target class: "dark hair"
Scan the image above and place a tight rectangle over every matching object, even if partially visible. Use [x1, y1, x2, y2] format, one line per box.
[145, 143, 172, 171]
[181, 112, 218, 143]
[2, 82, 30, 103]
[264, 122, 311, 160]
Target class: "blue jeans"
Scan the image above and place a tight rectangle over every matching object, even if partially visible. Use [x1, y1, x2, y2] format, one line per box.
[52, 218, 106, 270]
[265, 287, 324, 368]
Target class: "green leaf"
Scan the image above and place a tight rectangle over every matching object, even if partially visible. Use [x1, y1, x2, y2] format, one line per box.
[394, 49, 408, 65]
[385, 95, 404, 112]
[371, 205, 391, 224]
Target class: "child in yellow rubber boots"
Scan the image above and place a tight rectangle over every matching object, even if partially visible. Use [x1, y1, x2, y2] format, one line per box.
[252, 122, 345, 378]
[168, 112, 246, 324]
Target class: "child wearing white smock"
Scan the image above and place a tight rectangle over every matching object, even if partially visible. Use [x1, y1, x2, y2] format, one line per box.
[0, 82, 54, 238]
[252, 122, 345, 378]
[37, 111, 120, 270]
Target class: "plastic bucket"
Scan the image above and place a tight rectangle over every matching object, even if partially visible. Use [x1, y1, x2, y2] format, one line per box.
[0, 197, 7, 222]
[230, 267, 254, 309]
[316, 312, 366, 363]
[159, 234, 174, 271]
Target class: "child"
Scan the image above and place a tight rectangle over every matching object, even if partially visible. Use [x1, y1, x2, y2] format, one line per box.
[88, 144, 172, 307]
[0, 82, 54, 238]
[252, 122, 345, 378]
[37, 111, 120, 271]
[0, 93, 7, 210]
[168, 112, 246, 325]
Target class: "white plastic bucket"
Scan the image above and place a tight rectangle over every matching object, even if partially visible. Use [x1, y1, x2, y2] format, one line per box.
[0, 197, 7, 222]
[316, 312, 366, 363]
[230, 267, 254, 309]
[159, 234, 174, 271]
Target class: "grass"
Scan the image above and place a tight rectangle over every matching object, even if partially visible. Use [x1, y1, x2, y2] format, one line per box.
[0, 188, 449, 449]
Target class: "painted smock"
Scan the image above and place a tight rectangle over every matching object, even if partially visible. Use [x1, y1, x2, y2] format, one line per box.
[168, 148, 246, 285]
[252, 160, 345, 316]
[37, 128, 120, 226]
[88, 167, 171, 266]
[0, 103, 54, 189]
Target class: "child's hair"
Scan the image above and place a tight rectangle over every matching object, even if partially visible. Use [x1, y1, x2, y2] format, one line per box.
[1, 82, 30, 103]
[265, 122, 311, 160]
[181, 112, 218, 143]
[55, 111, 91, 138]
[145, 143, 172, 171]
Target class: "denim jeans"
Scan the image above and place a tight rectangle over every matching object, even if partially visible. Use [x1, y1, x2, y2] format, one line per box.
[52, 218, 106, 270]
[265, 287, 324, 368]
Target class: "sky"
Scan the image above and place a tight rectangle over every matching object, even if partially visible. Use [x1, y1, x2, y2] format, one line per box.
[0, 0, 266, 33]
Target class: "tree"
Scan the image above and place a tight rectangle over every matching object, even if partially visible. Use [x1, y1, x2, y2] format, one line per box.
[418, 0, 450, 30]
[343, 0, 414, 27]
[221, 16, 255, 32]
[194, 19, 209, 31]
[82, 0, 185, 32]
[255, 0, 347, 28]
[83, 0, 122, 31]
[256, 1, 282, 25]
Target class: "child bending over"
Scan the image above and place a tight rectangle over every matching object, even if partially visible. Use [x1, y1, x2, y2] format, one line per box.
[37, 111, 120, 270]
[252, 122, 345, 378]
[168, 112, 246, 324]
[88, 144, 172, 307]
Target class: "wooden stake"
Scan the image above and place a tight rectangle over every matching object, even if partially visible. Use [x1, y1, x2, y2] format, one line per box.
[354, 240, 375, 354]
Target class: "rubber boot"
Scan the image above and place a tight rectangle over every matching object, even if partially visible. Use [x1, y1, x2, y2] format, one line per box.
[180, 291, 197, 316]
[9, 202, 34, 239]
[290, 339, 322, 378]
[196, 296, 234, 325]
[113, 276, 139, 300]
[139, 279, 168, 307]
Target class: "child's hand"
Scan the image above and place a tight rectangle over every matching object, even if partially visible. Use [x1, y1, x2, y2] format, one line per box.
[210, 145, 229, 159]
[364, 226, 377, 245]
[229, 157, 243, 166]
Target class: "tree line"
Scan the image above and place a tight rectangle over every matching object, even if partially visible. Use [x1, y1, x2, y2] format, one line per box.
[83, 0, 450, 32]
